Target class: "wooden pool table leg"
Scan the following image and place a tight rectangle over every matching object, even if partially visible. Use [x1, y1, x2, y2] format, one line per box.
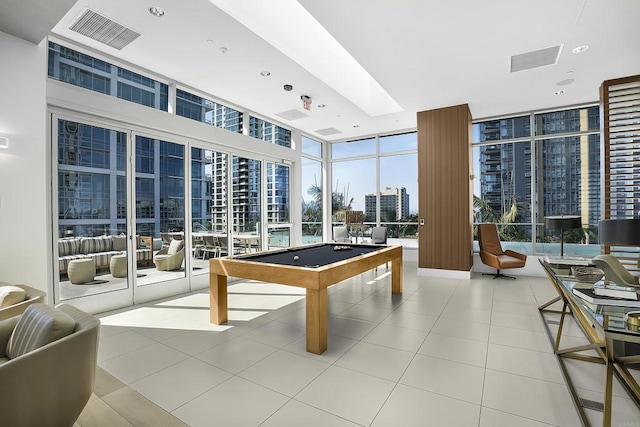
[306, 288, 328, 354]
[391, 255, 403, 294]
[210, 273, 228, 324]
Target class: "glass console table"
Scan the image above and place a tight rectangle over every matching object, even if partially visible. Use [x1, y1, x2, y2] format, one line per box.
[538, 259, 640, 427]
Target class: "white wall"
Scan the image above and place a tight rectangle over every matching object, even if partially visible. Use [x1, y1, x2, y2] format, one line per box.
[0, 32, 50, 298]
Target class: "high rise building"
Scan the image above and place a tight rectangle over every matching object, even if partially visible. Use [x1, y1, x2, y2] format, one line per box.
[365, 187, 410, 222]
[477, 108, 600, 227]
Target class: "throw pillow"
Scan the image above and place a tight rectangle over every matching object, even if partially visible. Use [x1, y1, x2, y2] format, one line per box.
[167, 239, 183, 255]
[112, 235, 127, 251]
[0, 285, 27, 309]
[6, 304, 75, 359]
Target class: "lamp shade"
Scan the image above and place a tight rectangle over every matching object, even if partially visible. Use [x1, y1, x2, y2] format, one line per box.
[599, 219, 640, 245]
[545, 215, 582, 230]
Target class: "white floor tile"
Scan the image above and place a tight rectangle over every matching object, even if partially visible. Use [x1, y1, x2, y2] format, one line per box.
[577, 386, 640, 426]
[92, 265, 613, 427]
[338, 303, 394, 323]
[489, 324, 552, 353]
[295, 365, 395, 426]
[400, 354, 485, 404]
[371, 384, 481, 427]
[241, 320, 305, 348]
[482, 369, 582, 426]
[479, 407, 554, 427]
[418, 333, 488, 367]
[261, 400, 360, 427]
[99, 342, 189, 384]
[431, 317, 491, 342]
[486, 343, 564, 383]
[327, 316, 377, 340]
[160, 329, 235, 355]
[491, 310, 546, 332]
[97, 330, 156, 363]
[381, 309, 438, 332]
[172, 376, 289, 427]
[440, 304, 491, 324]
[239, 350, 330, 396]
[362, 323, 428, 352]
[492, 299, 541, 316]
[396, 298, 447, 317]
[335, 341, 414, 381]
[195, 336, 277, 373]
[129, 357, 232, 411]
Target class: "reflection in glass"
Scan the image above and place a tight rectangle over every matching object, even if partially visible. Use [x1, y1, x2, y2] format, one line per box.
[191, 148, 228, 275]
[302, 157, 323, 243]
[176, 89, 243, 133]
[249, 117, 291, 147]
[135, 137, 186, 285]
[535, 135, 601, 256]
[535, 106, 599, 136]
[331, 138, 375, 159]
[57, 119, 130, 300]
[472, 115, 530, 143]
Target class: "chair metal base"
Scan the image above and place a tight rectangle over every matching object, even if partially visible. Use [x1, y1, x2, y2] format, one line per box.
[482, 269, 517, 279]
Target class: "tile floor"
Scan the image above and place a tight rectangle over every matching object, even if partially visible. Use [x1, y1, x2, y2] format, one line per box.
[75, 262, 640, 426]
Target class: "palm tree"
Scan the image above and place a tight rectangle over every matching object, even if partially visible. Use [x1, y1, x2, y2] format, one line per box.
[474, 194, 526, 241]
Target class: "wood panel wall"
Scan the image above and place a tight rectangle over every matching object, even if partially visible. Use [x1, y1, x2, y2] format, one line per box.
[417, 104, 472, 271]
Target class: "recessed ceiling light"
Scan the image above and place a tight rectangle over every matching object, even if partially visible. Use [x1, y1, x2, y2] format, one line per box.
[555, 90, 566, 95]
[556, 78, 575, 86]
[206, 39, 215, 44]
[260, 71, 271, 77]
[148, 6, 165, 17]
[572, 45, 589, 54]
[317, 104, 326, 108]
[219, 47, 228, 54]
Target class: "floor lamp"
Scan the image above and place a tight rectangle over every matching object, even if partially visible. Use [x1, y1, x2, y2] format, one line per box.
[545, 215, 582, 257]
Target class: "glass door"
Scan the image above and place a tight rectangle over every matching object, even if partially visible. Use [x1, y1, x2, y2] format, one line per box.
[190, 147, 228, 282]
[231, 155, 261, 254]
[55, 117, 134, 310]
[266, 161, 292, 249]
[133, 134, 189, 301]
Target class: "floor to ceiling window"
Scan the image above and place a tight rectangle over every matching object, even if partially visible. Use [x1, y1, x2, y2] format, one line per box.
[330, 133, 418, 247]
[472, 105, 601, 256]
[135, 136, 187, 286]
[56, 118, 131, 301]
[301, 136, 323, 243]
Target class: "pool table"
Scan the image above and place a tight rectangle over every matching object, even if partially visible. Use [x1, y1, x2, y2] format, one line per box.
[209, 242, 403, 354]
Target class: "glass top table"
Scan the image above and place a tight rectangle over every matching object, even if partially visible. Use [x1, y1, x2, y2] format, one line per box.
[538, 259, 640, 427]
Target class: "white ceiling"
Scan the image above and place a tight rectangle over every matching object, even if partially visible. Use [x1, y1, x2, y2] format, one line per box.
[4, 0, 640, 141]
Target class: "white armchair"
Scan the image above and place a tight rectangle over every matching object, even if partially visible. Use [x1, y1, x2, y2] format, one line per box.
[0, 303, 100, 427]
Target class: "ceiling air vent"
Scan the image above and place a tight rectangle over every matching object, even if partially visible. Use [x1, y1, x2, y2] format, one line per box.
[315, 127, 342, 136]
[510, 45, 562, 73]
[275, 109, 309, 121]
[69, 9, 140, 50]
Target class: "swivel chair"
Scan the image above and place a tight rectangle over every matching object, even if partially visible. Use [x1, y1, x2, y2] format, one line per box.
[478, 223, 527, 279]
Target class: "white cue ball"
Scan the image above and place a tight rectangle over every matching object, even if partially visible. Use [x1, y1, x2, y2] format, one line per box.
[293, 255, 299, 261]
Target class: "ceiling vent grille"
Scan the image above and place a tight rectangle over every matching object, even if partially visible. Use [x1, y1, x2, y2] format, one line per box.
[275, 109, 309, 121]
[315, 127, 342, 136]
[510, 45, 562, 73]
[69, 9, 140, 50]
